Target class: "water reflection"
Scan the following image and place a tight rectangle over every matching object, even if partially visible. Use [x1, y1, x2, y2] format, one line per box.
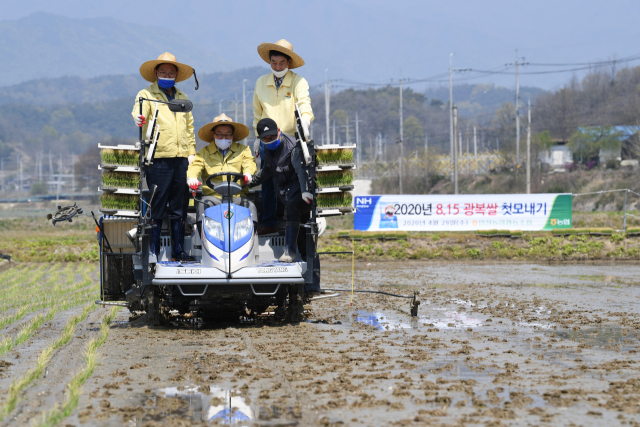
[157, 385, 254, 425]
[355, 311, 411, 331]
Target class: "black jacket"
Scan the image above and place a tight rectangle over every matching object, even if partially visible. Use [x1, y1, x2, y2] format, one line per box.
[252, 133, 309, 195]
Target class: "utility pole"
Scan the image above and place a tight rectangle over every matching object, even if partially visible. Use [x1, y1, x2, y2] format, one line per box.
[0, 158, 3, 194]
[459, 131, 462, 161]
[466, 128, 470, 175]
[218, 100, 223, 115]
[399, 76, 403, 195]
[242, 79, 247, 128]
[515, 51, 520, 168]
[425, 133, 429, 189]
[353, 112, 363, 170]
[18, 155, 22, 195]
[473, 127, 478, 174]
[72, 153, 76, 193]
[325, 69, 330, 145]
[527, 99, 531, 194]
[234, 94, 238, 123]
[57, 153, 62, 204]
[453, 106, 458, 194]
[449, 53, 454, 182]
[506, 50, 527, 168]
[332, 120, 336, 146]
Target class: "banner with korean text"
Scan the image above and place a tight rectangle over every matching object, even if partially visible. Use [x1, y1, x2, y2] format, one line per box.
[353, 194, 572, 231]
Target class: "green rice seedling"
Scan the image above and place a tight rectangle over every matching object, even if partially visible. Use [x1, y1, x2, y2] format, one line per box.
[316, 170, 354, 187]
[101, 171, 140, 189]
[101, 149, 139, 166]
[0, 304, 95, 421]
[317, 192, 353, 208]
[510, 230, 523, 238]
[316, 148, 354, 165]
[337, 230, 351, 238]
[100, 194, 139, 211]
[35, 307, 119, 427]
[626, 227, 640, 236]
[351, 230, 363, 240]
[589, 227, 613, 236]
[395, 231, 408, 240]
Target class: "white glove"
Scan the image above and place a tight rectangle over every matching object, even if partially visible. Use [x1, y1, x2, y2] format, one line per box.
[301, 117, 310, 140]
[187, 178, 200, 190]
[134, 114, 146, 127]
[188, 155, 195, 165]
[244, 174, 252, 185]
[302, 192, 313, 204]
[253, 138, 261, 158]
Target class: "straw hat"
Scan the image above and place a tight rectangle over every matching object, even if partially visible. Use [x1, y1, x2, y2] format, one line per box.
[198, 113, 250, 143]
[257, 39, 305, 69]
[139, 52, 194, 83]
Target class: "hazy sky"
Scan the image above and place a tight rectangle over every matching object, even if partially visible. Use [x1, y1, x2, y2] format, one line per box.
[3, 0, 640, 90]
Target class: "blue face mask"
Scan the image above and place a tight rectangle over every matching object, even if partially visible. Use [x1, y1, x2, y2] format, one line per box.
[158, 78, 175, 89]
[263, 137, 282, 151]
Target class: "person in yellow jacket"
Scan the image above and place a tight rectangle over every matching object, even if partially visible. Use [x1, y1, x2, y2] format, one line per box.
[252, 39, 314, 236]
[131, 52, 198, 261]
[187, 114, 258, 228]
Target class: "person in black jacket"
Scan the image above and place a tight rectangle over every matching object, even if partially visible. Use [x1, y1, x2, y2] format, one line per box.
[251, 118, 320, 294]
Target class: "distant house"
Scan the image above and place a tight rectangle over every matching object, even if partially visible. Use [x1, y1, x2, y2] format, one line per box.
[539, 139, 573, 171]
[575, 126, 638, 164]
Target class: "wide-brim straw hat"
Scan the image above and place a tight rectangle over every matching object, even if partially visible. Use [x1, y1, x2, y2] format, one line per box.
[139, 52, 194, 83]
[257, 39, 305, 69]
[198, 113, 250, 143]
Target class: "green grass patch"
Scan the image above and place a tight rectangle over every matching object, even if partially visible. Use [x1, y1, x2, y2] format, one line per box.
[316, 148, 354, 165]
[100, 194, 138, 211]
[317, 192, 353, 208]
[100, 149, 138, 166]
[316, 169, 354, 187]
[101, 171, 140, 189]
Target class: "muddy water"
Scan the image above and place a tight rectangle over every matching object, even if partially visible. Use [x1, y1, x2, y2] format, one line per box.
[62, 261, 640, 426]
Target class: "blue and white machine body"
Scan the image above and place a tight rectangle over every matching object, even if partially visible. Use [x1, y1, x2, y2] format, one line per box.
[152, 199, 308, 287]
[201, 203, 256, 273]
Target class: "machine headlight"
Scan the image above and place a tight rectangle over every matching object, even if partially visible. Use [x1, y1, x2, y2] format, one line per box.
[234, 217, 252, 241]
[204, 217, 224, 241]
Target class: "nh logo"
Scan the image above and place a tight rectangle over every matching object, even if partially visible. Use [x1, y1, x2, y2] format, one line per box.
[356, 197, 372, 205]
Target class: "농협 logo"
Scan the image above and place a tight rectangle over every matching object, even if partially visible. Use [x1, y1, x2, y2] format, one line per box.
[551, 218, 570, 226]
[551, 219, 556, 225]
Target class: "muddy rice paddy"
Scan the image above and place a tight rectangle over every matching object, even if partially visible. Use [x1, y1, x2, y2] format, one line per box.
[1, 261, 640, 426]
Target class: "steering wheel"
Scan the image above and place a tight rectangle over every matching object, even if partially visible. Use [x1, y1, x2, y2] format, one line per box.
[205, 171, 247, 190]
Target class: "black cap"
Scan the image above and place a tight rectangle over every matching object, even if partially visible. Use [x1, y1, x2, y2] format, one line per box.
[256, 118, 278, 139]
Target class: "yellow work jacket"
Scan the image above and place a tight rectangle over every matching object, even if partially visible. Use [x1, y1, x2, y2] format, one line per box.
[187, 142, 257, 198]
[252, 70, 314, 137]
[131, 82, 196, 158]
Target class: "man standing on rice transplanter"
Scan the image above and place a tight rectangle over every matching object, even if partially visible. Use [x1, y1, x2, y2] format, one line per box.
[252, 39, 314, 236]
[131, 52, 198, 262]
[250, 118, 321, 296]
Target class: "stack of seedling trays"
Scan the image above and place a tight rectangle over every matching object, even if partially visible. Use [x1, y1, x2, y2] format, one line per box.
[315, 144, 355, 217]
[98, 142, 141, 217]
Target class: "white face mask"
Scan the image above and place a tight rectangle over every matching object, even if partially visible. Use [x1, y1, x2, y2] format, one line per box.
[272, 68, 288, 79]
[215, 139, 232, 151]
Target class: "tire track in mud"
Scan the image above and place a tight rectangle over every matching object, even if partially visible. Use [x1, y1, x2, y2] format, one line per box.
[239, 328, 316, 425]
[0, 306, 106, 427]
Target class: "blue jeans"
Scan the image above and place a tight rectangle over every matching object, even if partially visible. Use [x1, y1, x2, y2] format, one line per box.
[259, 142, 278, 227]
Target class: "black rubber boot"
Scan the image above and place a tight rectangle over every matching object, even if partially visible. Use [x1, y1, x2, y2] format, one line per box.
[149, 220, 162, 260]
[279, 223, 299, 263]
[171, 219, 194, 262]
